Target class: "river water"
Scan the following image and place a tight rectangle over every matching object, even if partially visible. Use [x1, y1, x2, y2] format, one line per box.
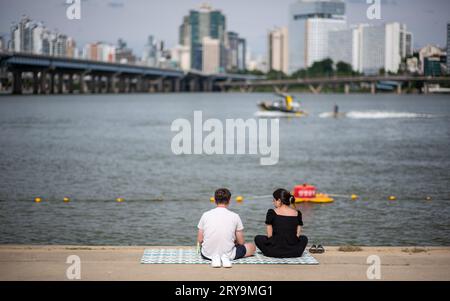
[0, 93, 449, 246]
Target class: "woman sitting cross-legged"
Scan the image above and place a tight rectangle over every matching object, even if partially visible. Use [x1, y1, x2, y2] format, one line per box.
[254, 188, 308, 258]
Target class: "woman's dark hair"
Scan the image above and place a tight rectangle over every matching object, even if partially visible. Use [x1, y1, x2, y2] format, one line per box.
[273, 188, 295, 206]
[215, 188, 231, 204]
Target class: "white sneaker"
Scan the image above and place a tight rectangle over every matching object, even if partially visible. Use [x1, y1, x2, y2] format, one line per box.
[221, 254, 232, 268]
[211, 255, 221, 268]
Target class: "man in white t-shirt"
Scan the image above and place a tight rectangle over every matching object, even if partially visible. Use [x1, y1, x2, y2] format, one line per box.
[197, 188, 256, 268]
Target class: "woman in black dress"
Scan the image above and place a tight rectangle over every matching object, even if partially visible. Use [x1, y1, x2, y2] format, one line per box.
[254, 189, 308, 258]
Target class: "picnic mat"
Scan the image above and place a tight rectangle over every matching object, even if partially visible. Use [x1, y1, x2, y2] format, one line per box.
[140, 248, 319, 265]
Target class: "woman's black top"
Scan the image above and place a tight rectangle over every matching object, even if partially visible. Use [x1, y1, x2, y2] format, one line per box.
[258, 209, 304, 258]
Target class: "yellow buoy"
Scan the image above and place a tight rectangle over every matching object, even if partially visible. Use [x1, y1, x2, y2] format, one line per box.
[388, 196, 396, 201]
[236, 196, 244, 203]
[210, 197, 215, 203]
[351, 194, 358, 200]
[34, 197, 42, 203]
[63, 197, 70, 203]
[116, 198, 124, 203]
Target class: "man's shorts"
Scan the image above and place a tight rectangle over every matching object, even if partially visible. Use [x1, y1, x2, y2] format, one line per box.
[201, 244, 247, 260]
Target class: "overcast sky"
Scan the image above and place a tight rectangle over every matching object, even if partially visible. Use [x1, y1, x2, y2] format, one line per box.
[0, 0, 449, 57]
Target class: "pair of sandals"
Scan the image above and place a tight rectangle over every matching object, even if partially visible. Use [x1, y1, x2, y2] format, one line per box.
[309, 244, 325, 254]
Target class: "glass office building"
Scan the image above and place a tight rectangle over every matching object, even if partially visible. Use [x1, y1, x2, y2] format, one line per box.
[288, 0, 346, 74]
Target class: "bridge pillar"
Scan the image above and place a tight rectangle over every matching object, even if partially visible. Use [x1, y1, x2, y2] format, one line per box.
[67, 74, 74, 94]
[204, 79, 213, 92]
[33, 71, 39, 95]
[49, 72, 56, 94]
[40, 71, 47, 94]
[396, 83, 402, 95]
[106, 76, 113, 93]
[117, 76, 124, 93]
[137, 76, 146, 93]
[126, 77, 132, 93]
[12, 70, 22, 95]
[370, 82, 376, 94]
[308, 84, 322, 94]
[189, 78, 198, 92]
[88, 75, 94, 94]
[163, 78, 172, 92]
[344, 83, 350, 94]
[173, 78, 181, 92]
[152, 78, 163, 92]
[143, 78, 150, 93]
[57, 73, 64, 94]
[97, 75, 103, 93]
[78, 73, 85, 94]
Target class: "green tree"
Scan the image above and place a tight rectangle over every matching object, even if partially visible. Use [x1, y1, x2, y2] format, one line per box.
[336, 61, 353, 76]
[266, 69, 288, 80]
[308, 58, 334, 77]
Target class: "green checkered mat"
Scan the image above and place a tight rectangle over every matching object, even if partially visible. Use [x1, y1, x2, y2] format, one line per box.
[140, 248, 319, 265]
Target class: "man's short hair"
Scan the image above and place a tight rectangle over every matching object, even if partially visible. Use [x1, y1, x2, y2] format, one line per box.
[215, 188, 231, 204]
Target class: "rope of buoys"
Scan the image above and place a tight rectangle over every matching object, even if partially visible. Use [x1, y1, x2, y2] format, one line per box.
[29, 194, 436, 204]
[327, 193, 359, 200]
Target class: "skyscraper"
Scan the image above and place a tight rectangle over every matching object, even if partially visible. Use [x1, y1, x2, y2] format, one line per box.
[179, 4, 226, 71]
[237, 37, 246, 71]
[447, 23, 450, 74]
[288, 0, 346, 74]
[327, 27, 355, 69]
[268, 27, 289, 74]
[202, 36, 220, 74]
[329, 22, 413, 74]
[10, 15, 33, 53]
[142, 35, 158, 67]
[225, 32, 246, 71]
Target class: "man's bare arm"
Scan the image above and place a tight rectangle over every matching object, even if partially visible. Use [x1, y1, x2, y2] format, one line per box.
[197, 229, 204, 244]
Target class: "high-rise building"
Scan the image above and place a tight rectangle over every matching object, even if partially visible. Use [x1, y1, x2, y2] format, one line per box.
[419, 44, 444, 75]
[53, 34, 68, 57]
[142, 35, 158, 67]
[330, 22, 413, 74]
[10, 15, 34, 53]
[171, 45, 191, 70]
[226, 31, 239, 71]
[447, 23, 450, 74]
[268, 27, 289, 74]
[31, 22, 45, 54]
[288, 0, 346, 74]
[405, 31, 413, 57]
[66, 37, 76, 58]
[83, 42, 116, 62]
[202, 36, 220, 74]
[225, 32, 246, 71]
[359, 24, 385, 74]
[327, 27, 355, 69]
[179, 4, 226, 71]
[237, 37, 246, 71]
[115, 39, 136, 64]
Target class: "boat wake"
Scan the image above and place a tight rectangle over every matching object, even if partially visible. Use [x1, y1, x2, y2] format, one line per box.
[319, 111, 435, 119]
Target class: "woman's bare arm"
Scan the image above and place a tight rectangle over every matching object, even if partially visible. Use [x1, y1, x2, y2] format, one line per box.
[266, 225, 273, 238]
[297, 225, 302, 237]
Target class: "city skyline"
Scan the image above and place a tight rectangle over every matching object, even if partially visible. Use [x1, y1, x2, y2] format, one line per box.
[0, 0, 449, 58]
